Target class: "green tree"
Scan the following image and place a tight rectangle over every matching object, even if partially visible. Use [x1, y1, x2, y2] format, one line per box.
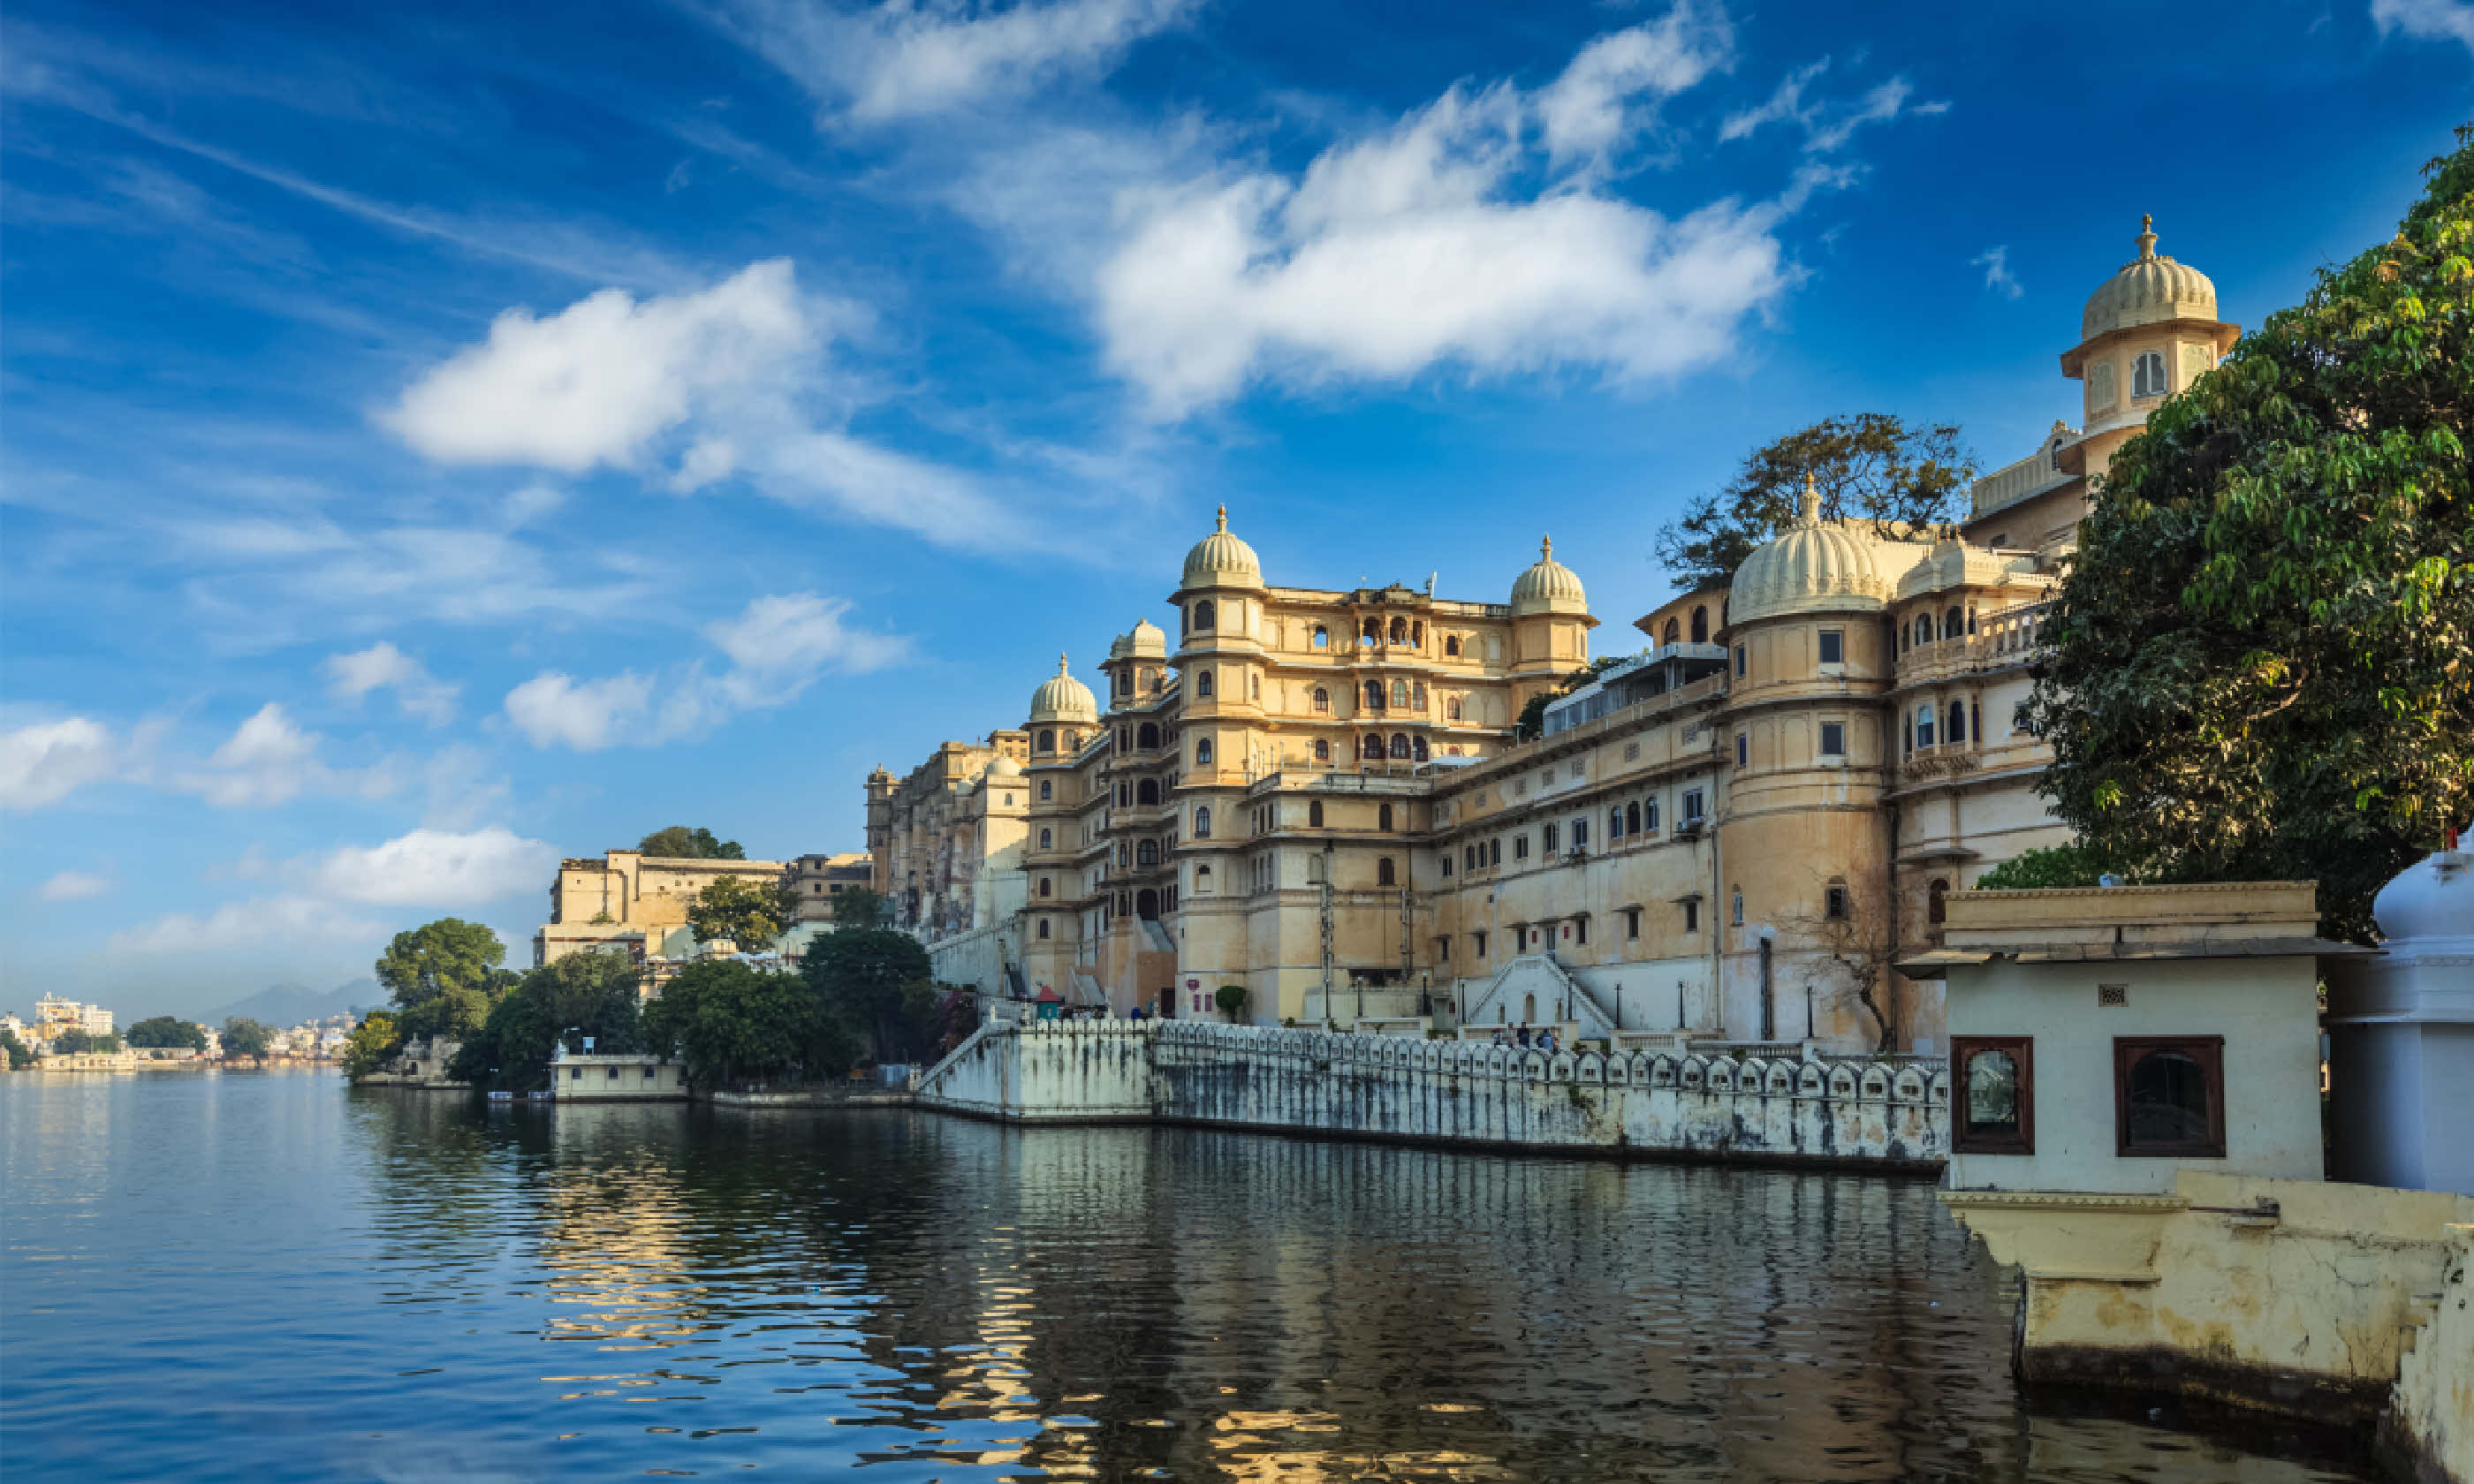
[342, 1011, 400, 1079]
[1214, 985, 1249, 1023]
[2026, 129, 2474, 942]
[221, 1017, 275, 1057]
[830, 885, 888, 929]
[1514, 657, 1633, 741]
[2, 1026, 32, 1071]
[126, 1016, 209, 1050]
[642, 960, 856, 1089]
[801, 928, 935, 1063]
[376, 919, 512, 1042]
[687, 874, 794, 950]
[50, 1028, 121, 1055]
[449, 952, 646, 1090]
[1971, 844, 2130, 892]
[1654, 413, 1974, 591]
[639, 826, 746, 859]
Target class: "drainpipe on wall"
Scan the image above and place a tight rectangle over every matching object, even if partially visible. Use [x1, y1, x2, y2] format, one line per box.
[1706, 784, 1723, 1038]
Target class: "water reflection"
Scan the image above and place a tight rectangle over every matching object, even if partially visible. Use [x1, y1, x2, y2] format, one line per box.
[2, 1075, 2376, 1483]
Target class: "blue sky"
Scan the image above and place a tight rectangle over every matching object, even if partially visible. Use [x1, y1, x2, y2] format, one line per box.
[3, 0, 2466, 1018]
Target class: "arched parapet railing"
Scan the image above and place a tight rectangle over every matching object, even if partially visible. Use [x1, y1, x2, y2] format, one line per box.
[1548, 1051, 1577, 1082]
[1522, 1050, 1551, 1081]
[1764, 1062, 1796, 1096]
[1706, 1060, 1737, 1094]
[1892, 1066, 1929, 1104]
[1602, 1053, 1629, 1086]
[1860, 1067, 1891, 1102]
[1927, 1066, 1951, 1105]
[1828, 1065, 1859, 1100]
[1796, 1064, 1826, 1098]
[1649, 1056, 1678, 1088]
[1679, 1057, 1709, 1092]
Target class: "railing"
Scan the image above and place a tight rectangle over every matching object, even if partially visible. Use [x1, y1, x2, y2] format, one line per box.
[1247, 767, 1428, 798]
[1900, 746, 1982, 782]
[1471, 673, 1729, 782]
[1968, 440, 2076, 520]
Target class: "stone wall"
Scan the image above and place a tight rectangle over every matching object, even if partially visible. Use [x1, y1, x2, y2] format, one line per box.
[915, 1020, 1947, 1169]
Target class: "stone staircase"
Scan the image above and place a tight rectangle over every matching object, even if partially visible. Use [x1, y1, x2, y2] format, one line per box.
[1462, 954, 1617, 1038]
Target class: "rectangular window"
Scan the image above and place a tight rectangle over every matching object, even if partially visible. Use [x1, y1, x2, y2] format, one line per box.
[1626, 908, 1641, 940]
[1040, 781, 1053, 800]
[1474, 930, 1489, 958]
[1436, 936, 1451, 961]
[1572, 819, 1588, 848]
[1952, 1036, 2035, 1155]
[571, 1066, 583, 1081]
[1575, 917, 1589, 945]
[1735, 733, 1749, 768]
[1644, 799, 1660, 830]
[1513, 835, 1529, 860]
[1490, 838, 1502, 866]
[1820, 721, 1846, 757]
[1681, 900, 1700, 933]
[1825, 885, 1848, 920]
[1439, 857, 1453, 878]
[1818, 629, 1844, 665]
[1681, 790, 1704, 824]
[1541, 822, 1559, 852]
[1734, 644, 1747, 678]
[644, 1065, 656, 1079]
[2114, 1036, 2227, 1158]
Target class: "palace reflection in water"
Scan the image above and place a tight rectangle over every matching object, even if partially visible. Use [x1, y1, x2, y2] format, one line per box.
[2, 1073, 2376, 1481]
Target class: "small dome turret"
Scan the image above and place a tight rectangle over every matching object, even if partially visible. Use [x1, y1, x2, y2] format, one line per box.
[985, 754, 1024, 780]
[1729, 475, 1916, 625]
[1123, 617, 1166, 658]
[1028, 654, 1097, 724]
[1180, 506, 1263, 590]
[1510, 535, 1588, 617]
[2083, 215, 2219, 341]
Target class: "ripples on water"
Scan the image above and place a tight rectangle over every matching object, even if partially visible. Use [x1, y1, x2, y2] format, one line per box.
[2, 1072, 2377, 1482]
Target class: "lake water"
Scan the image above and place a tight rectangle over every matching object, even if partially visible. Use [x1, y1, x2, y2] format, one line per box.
[3, 1071, 2381, 1482]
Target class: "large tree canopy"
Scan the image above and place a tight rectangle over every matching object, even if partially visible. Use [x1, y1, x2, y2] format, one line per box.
[449, 952, 645, 1090]
[1654, 413, 1974, 591]
[802, 928, 936, 1064]
[127, 1015, 209, 1050]
[220, 1017, 275, 1057]
[639, 826, 746, 859]
[687, 874, 795, 950]
[2027, 129, 2473, 941]
[375, 918, 512, 1042]
[642, 960, 856, 1089]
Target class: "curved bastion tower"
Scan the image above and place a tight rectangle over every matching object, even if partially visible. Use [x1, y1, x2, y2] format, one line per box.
[878, 219, 2232, 1050]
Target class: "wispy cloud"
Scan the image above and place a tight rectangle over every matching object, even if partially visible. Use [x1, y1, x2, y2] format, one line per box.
[2372, 0, 2474, 50]
[1972, 245, 2023, 299]
[1719, 61, 1946, 153]
[38, 870, 112, 903]
[326, 643, 459, 726]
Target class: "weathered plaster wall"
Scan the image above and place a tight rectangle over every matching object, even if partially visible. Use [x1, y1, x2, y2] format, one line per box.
[915, 1020, 1947, 1168]
[2387, 1221, 2473, 1484]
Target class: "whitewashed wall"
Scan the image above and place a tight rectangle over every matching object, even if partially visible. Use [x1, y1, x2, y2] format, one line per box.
[915, 1021, 1947, 1168]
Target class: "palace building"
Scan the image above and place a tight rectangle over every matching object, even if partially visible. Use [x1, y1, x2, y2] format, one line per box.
[869, 219, 2235, 1052]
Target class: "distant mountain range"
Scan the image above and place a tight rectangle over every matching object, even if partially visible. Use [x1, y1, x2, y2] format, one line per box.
[208, 978, 382, 1027]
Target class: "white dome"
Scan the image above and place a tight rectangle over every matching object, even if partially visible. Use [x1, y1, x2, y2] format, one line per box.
[1729, 479, 1909, 625]
[1180, 506, 1263, 589]
[2083, 216, 2219, 341]
[1510, 536, 1588, 617]
[985, 754, 1024, 780]
[1111, 617, 1167, 660]
[1028, 655, 1097, 724]
[2370, 836, 2474, 951]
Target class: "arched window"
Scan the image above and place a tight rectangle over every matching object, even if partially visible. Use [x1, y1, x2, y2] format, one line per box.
[1313, 738, 1330, 762]
[1377, 803, 1393, 832]
[1361, 618, 1380, 643]
[1136, 889, 1160, 920]
[1136, 840, 1158, 866]
[1039, 829, 1053, 849]
[1928, 878, 1949, 924]
[1691, 606, 1709, 644]
[1038, 877, 1052, 898]
[1039, 780, 1052, 801]
[1609, 807, 1624, 840]
[1149, 670, 1163, 693]
[1312, 625, 1329, 648]
[1377, 857, 1397, 886]
[1412, 738, 1428, 762]
[1037, 918, 1051, 939]
[1385, 733, 1406, 758]
[1365, 680, 1385, 710]
[1137, 778, 1160, 805]
[2133, 350, 2167, 398]
[1195, 738, 1213, 766]
[1626, 801, 1642, 835]
[1196, 670, 1214, 699]
[1312, 687, 1330, 713]
[1038, 729, 1056, 753]
[1916, 614, 1933, 647]
[1966, 606, 1979, 637]
[1138, 722, 1159, 749]
[1309, 800, 1324, 828]
[1362, 733, 1384, 760]
[1390, 678, 1409, 708]
[1389, 617, 1408, 643]
[1445, 635, 1461, 657]
[1195, 865, 1213, 894]
[1944, 605, 1963, 640]
[1917, 702, 1938, 747]
[1193, 806, 1211, 837]
[1193, 599, 1216, 631]
[1447, 697, 1463, 720]
[2121, 1041, 2222, 1154]
[1663, 617, 1681, 646]
[1950, 701, 1969, 745]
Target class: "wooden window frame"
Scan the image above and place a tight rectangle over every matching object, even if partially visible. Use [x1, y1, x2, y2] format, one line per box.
[2113, 1035, 2227, 1159]
[1950, 1035, 2035, 1155]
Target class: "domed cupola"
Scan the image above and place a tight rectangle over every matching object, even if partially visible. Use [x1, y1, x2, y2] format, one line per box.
[2082, 216, 2219, 342]
[1728, 476, 1902, 625]
[1122, 617, 1167, 658]
[985, 754, 1024, 781]
[1509, 535, 1589, 617]
[1028, 655, 1097, 725]
[1180, 506, 1263, 590]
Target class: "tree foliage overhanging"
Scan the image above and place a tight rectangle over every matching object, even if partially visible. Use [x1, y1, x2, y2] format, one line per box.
[2027, 127, 2474, 941]
[448, 952, 646, 1090]
[687, 874, 797, 951]
[375, 918, 514, 1042]
[127, 1015, 209, 1050]
[642, 959, 860, 1089]
[639, 826, 746, 860]
[1654, 413, 1975, 591]
[219, 1017, 275, 1057]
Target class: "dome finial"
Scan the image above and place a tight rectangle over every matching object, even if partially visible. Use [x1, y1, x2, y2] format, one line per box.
[1057, 652, 1069, 675]
[1214, 504, 1227, 533]
[1541, 534, 1552, 559]
[2136, 214, 2158, 261]
[1799, 471, 1822, 525]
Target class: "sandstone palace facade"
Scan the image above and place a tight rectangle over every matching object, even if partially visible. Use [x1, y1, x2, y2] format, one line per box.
[867, 220, 2236, 1053]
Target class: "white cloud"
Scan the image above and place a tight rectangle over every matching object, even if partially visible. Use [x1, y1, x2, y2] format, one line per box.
[505, 592, 908, 751]
[38, 870, 111, 902]
[1972, 245, 2023, 299]
[1718, 62, 1944, 153]
[2372, 0, 2474, 50]
[1537, 3, 1733, 166]
[0, 717, 118, 808]
[309, 826, 554, 906]
[326, 641, 459, 725]
[382, 260, 1051, 553]
[107, 894, 388, 958]
[504, 670, 657, 752]
[723, 0, 1200, 124]
[173, 704, 393, 808]
[381, 259, 817, 475]
[1096, 57, 1795, 418]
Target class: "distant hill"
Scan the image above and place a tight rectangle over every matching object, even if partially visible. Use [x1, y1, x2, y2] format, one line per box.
[209, 978, 382, 1027]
